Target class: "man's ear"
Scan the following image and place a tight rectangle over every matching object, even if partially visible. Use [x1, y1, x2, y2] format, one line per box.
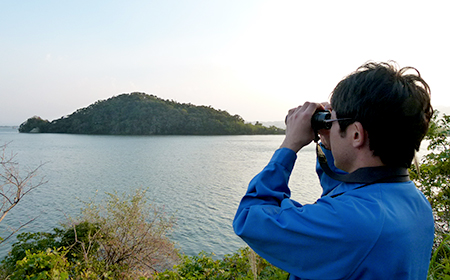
[351, 122, 366, 148]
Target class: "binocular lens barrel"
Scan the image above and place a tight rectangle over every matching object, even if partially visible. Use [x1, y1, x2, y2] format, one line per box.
[311, 111, 332, 130]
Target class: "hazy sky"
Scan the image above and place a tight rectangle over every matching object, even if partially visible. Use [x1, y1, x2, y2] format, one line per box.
[1, 0, 449, 126]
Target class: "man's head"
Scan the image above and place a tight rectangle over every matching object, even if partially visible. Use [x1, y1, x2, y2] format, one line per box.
[330, 61, 432, 168]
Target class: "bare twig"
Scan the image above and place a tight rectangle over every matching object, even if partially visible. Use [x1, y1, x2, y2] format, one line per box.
[0, 143, 47, 244]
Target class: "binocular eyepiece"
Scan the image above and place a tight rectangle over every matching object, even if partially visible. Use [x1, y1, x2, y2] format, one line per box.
[311, 110, 332, 131]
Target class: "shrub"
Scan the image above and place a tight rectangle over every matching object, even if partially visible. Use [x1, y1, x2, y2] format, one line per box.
[151, 247, 289, 280]
[72, 189, 179, 278]
[410, 111, 450, 278]
[1, 230, 62, 275]
[411, 113, 450, 239]
[0, 189, 179, 279]
[10, 248, 69, 280]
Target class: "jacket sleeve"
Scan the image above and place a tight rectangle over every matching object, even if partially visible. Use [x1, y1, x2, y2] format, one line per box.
[232, 147, 382, 279]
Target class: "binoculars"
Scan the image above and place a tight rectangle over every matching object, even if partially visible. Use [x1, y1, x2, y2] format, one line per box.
[311, 110, 333, 131]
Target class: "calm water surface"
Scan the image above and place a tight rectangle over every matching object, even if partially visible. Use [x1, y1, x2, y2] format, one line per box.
[0, 127, 322, 259]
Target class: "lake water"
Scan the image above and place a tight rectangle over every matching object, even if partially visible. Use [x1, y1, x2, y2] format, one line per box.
[0, 127, 322, 260]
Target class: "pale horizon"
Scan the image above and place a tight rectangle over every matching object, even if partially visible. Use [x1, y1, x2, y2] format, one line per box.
[1, 1, 449, 126]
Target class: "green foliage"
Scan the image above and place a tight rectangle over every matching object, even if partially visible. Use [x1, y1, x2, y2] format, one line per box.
[151, 247, 289, 280]
[411, 112, 450, 238]
[410, 111, 450, 278]
[19, 93, 285, 135]
[2, 245, 288, 280]
[1, 230, 61, 274]
[428, 235, 450, 280]
[59, 221, 100, 263]
[0, 223, 104, 278]
[10, 248, 69, 280]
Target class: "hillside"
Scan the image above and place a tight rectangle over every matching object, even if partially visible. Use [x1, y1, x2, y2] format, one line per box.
[19, 93, 284, 135]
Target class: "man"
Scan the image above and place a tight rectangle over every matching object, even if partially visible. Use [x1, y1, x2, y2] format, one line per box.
[233, 62, 434, 279]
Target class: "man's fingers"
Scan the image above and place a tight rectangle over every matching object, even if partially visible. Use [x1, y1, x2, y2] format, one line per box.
[285, 106, 302, 124]
[285, 102, 327, 125]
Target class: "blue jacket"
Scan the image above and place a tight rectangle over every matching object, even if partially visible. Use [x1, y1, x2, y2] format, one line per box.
[233, 147, 434, 279]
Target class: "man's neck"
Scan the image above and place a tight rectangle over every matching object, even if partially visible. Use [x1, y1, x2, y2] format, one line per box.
[346, 150, 384, 173]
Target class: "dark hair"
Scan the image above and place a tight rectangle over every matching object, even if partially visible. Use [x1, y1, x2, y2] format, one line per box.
[330, 61, 432, 168]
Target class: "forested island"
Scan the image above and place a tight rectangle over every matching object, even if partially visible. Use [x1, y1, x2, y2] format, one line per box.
[19, 92, 284, 135]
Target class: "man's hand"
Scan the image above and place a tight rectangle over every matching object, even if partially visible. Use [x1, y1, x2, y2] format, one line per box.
[280, 102, 324, 153]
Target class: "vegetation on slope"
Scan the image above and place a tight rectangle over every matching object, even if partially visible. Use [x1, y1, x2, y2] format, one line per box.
[19, 93, 284, 135]
[1, 190, 180, 279]
[0, 190, 288, 280]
